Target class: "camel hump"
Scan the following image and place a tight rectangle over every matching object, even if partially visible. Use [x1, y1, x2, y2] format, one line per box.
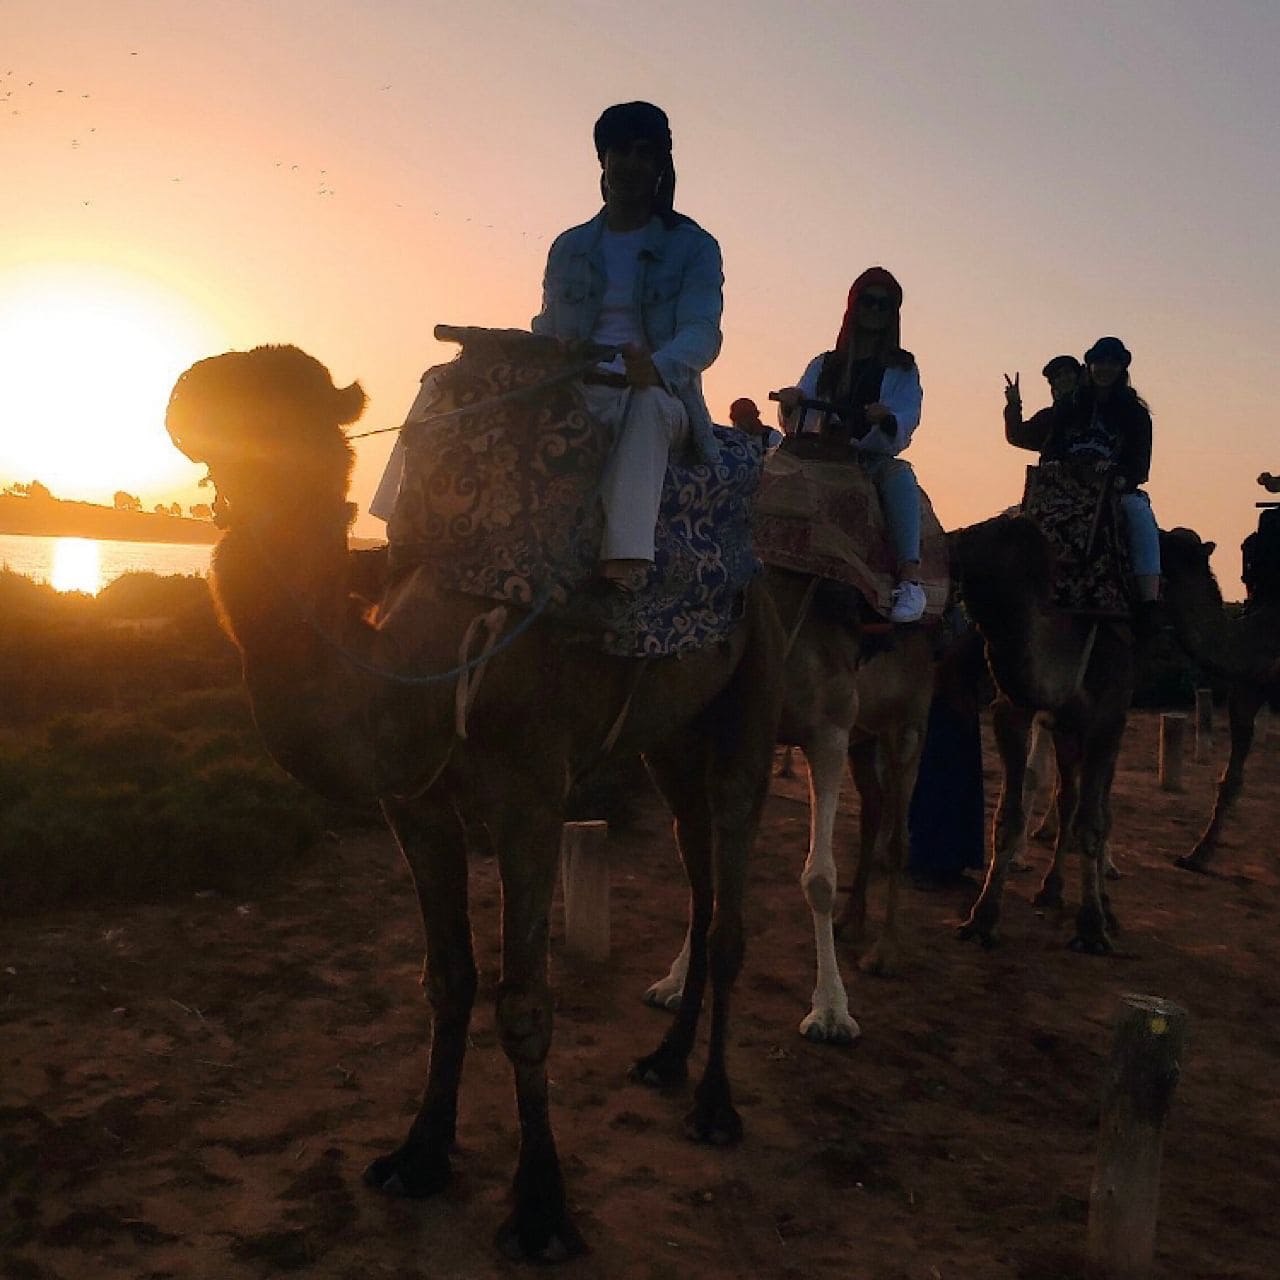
[751, 451, 948, 623]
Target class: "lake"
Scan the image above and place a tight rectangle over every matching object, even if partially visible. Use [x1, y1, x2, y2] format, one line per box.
[0, 533, 214, 595]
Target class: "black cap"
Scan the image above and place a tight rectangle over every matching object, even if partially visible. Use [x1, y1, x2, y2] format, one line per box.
[1041, 354, 1081, 380]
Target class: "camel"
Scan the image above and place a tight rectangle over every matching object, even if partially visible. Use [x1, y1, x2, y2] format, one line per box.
[164, 338, 785, 1263]
[645, 571, 936, 1045]
[1158, 527, 1280, 873]
[951, 514, 1133, 954]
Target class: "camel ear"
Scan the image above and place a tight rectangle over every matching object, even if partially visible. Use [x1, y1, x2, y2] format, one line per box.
[335, 381, 367, 426]
[1203, 541, 1217, 558]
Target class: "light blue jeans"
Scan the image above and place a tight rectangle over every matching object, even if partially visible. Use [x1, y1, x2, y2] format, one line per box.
[1120, 490, 1160, 577]
[860, 452, 921, 567]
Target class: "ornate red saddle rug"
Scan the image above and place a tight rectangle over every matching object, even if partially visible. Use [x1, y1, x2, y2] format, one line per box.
[751, 451, 949, 622]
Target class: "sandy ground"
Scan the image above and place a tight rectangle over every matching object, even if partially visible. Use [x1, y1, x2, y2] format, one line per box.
[3, 709, 1279, 1280]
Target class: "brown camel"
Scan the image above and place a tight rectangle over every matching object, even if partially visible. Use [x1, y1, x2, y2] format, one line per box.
[645, 573, 936, 1044]
[951, 514, 1132, 954]
[1159, 527, 1280, 873]
[164, 339, 785, 1262]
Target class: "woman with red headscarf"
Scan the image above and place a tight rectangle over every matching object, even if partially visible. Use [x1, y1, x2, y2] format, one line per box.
[775, 267, 926, 623]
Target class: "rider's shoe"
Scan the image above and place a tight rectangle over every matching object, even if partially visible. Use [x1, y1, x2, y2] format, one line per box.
[888, 579, 926, 624]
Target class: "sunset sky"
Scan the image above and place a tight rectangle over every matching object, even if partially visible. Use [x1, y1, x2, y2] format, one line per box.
[3, 0, 1277, 588]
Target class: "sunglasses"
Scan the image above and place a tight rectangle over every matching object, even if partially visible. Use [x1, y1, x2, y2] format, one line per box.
[858, 294, 896, 312]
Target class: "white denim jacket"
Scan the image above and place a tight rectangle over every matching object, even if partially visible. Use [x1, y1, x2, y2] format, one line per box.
[531, 210, 724, 462]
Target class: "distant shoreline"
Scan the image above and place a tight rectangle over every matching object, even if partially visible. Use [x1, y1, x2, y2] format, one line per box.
[0, 493, 220, 545]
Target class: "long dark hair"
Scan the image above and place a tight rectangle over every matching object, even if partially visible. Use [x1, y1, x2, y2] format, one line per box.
[1077, 368, 1151, 417]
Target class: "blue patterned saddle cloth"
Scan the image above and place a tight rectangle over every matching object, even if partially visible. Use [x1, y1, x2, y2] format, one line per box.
[385, 333, 762, 657]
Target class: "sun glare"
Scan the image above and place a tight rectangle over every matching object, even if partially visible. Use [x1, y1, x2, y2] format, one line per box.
[0, 265, 227, 503]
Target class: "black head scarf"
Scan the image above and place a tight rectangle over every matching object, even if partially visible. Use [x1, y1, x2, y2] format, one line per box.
[593, 101, 679, 226]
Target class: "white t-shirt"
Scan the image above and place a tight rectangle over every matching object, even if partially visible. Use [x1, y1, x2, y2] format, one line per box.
[591, 228, 646, 370]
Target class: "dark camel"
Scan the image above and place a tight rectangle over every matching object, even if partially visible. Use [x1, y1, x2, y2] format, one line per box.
[951, 514, 1132, 954]
[1159, 527, 1280, 873]
[165, 340, 785, 1262]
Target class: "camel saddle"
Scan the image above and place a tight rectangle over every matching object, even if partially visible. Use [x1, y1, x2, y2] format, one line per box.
[1020, 460, 1131, 616]
[385, 329, 762, 658]
[751, 448, 949, 623]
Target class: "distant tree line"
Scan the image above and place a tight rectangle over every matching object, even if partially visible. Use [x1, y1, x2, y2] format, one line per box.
[2, 479, 214, 520]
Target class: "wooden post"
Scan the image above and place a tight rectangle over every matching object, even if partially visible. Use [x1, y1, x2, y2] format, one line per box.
[1158, 714, 1185, 791]
[560, 821, 610, 963]
[1193, 690, 1213, 763]
[1088, 994, 1189, 1280]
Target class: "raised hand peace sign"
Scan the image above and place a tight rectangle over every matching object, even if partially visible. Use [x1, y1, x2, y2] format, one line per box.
[1003, 371, 1021, 409]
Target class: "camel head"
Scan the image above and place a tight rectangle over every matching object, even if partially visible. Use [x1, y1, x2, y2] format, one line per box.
[166, 345, 367, 527]
[1160, 527, 1222, 608]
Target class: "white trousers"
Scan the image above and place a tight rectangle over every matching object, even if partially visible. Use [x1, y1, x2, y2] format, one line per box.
[582, 384, 690, 562]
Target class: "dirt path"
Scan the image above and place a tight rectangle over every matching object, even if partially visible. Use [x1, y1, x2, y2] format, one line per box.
[3, 711, 1278, 1279]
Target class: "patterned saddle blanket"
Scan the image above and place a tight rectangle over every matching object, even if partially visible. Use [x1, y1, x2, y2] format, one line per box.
[751, 449, 949, 621]
[385, 331, 762, 658]
[1020, 461, 1131, 615]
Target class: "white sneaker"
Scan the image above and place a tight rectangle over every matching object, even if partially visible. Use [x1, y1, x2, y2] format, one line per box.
[888, 579, 926, 624]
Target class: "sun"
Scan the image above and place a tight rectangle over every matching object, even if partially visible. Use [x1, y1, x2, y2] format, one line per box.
[0, 265, 229, 504]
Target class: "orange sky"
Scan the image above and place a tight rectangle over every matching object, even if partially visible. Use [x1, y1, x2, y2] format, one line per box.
[3, 1, 1278, 591]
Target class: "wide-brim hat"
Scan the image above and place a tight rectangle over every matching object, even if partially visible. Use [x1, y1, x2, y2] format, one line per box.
[1083, 336, 1132, 368]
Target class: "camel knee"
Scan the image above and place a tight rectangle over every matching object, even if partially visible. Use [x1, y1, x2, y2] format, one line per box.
[423, 956, 477, 1018]
[495, 984, 554, 1066]
[801, 867, 835, 916]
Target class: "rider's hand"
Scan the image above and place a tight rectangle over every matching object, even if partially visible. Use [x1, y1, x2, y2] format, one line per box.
[774, 386, 802, 414]
[1003, 372, 1021, 409]
[622, 343, 663, 389]
[1259, 471, 1280, 493]
[865, 402, 891, 425]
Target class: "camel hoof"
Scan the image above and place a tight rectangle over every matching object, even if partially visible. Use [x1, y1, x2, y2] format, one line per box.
[642, 981, 683, 1011]
[1174, 854, 1211, 876]
[630, 1048, 688, 1089]
[495, 1207, 587, 1264]
[798, 1009, 862, 1045]
[1032, 883, 1064, 911]
[362, 1148, 450, 1199]
[955, 920, 998, 949]
[1067, 933, 1114, 956]
[684, 1100, 743, 1146]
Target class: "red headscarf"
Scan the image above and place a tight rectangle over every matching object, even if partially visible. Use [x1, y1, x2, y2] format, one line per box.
[833, 266, 904, 354]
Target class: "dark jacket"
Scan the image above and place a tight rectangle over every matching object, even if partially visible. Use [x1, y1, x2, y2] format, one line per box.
[1004, 388, 1151, 492]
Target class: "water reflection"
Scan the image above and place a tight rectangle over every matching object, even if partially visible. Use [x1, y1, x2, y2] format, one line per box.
[50, 538, 103, 595]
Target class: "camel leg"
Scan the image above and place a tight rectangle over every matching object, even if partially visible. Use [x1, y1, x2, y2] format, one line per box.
[1178, 682, 1265, 873]
[836, 736, 880, 948]
[1034, 731, 1080, 911]
[1069, 730, 1121, 955]
[644, 929, 690, 1011]
[491, 799, 586, 1263]
[1015, 714, 1054, 866]
[364, 797, 476, 1200]
[859, 720, 925, 978]
[958, 698, 1031, 947]
[798, 723, 860, 1043]
[635, 740, 716, 1089]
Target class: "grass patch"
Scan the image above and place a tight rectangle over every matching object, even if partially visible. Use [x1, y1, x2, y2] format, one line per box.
[0, 571, 377, 913]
